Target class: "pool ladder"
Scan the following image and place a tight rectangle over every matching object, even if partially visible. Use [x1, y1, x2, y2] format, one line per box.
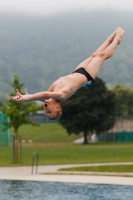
[31, 152, 39, 174]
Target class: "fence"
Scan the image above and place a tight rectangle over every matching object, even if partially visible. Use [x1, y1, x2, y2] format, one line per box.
[97, 131, 133, 142]
[0, 112, 10, 146]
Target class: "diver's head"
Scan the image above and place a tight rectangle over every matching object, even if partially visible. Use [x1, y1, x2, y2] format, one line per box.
[44, 98, 62, 121]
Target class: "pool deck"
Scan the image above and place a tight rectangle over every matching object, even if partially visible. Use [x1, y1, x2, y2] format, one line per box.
[0, 162, 133, 185]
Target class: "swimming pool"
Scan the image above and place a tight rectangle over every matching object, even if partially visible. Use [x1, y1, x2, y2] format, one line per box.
[0, 180, 133, 200]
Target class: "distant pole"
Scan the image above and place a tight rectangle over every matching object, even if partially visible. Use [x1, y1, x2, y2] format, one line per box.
[113, 119, 119, 158]
[44, 113, 48, 161]
[19, 136, 22, 163]
[12, 135, 15, 163]
[113, 131, 116, 158]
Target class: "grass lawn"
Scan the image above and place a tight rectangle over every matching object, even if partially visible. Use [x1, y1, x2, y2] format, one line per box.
[59, 165, 133, 172]
[0, 142, 133, 166]
[15, 123, 80, 143]
[0, 123, 133, 169]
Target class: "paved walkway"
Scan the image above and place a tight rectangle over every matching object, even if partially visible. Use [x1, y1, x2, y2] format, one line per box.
[0, 162, 133, 185]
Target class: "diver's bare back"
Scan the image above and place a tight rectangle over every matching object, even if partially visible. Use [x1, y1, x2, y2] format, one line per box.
[48, 73, 87, 100]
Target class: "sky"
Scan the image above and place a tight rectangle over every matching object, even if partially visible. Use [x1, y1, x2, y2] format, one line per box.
[0, 0, 133, 16]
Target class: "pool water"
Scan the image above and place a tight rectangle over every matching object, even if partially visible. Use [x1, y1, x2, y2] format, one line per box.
[0, 180, 133, 200]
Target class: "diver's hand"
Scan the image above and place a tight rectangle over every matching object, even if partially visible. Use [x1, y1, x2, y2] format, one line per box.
[11, 89, 29, 102]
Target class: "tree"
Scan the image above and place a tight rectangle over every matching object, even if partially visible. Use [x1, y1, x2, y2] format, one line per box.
[112, 84, 133, 118]
[0, 75, 43, 163]
[59, 77, 117, 144]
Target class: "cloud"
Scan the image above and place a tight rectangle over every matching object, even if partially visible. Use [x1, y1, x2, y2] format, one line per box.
[0, 0, 133, 16]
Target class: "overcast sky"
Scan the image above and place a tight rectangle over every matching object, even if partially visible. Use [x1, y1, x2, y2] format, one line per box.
[0, 0, 133, 16]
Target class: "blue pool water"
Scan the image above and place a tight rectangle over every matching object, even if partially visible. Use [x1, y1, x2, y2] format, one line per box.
[0, 180, 133, 200]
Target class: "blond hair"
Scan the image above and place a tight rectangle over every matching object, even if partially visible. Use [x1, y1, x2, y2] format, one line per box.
[49, 108, 62, 121]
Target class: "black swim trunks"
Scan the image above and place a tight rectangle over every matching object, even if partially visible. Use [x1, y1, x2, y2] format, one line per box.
[73, 67, 94, 87]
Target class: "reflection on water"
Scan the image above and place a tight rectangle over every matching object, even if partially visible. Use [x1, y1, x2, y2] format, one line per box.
[0, 180, 133, 200]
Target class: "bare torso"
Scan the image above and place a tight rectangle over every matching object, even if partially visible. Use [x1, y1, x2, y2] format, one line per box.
[48, 73, 87, 102]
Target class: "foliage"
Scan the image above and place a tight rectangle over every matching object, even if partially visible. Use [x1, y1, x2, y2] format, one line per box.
[0, 75, 43, 135]
[59, 77, 117, 144]
[112, 84, 133, 118]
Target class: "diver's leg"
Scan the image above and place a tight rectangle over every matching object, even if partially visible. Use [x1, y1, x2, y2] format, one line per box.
[75, 30, 116, 70]
[85, 27, 124, 79]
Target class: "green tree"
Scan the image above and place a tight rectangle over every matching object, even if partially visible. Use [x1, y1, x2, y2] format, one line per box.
[112, 84, 133, 118]
[0, 75, 43, 163]
[59, 77, 117, 144]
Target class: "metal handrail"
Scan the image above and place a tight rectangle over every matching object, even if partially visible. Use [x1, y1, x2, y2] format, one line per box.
[31, 152, 39, 174]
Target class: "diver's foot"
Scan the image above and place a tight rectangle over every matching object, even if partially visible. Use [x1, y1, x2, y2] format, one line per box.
[115, 27, 124, 45]
[107, 31, 116, 44]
